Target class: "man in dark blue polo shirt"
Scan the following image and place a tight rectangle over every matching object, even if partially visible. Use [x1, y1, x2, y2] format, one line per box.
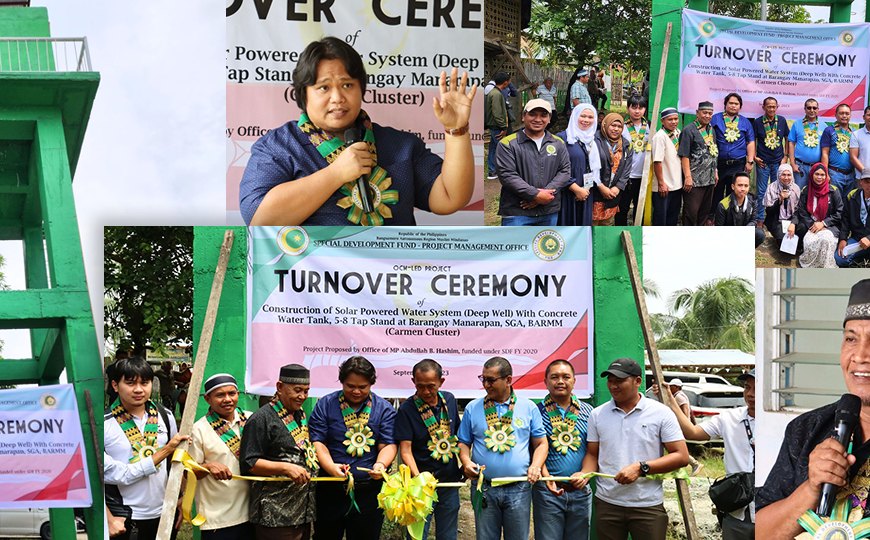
[309, 356, 397, 540]
[822, 104, 856, 193]
[394, 359, 462, 540]
[753, 96, 789, 222]
[710, 92, 756, 222]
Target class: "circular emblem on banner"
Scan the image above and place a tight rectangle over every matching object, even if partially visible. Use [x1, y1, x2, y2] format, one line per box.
[546, 144, 557, 155]
[40, 392, 58, 410]
[840, 30, 855, 47]
[699, 19, 716, 37]
[533, 230, 565, 261]
[277, 226, 309, 256]
[814, 521, 855, 540]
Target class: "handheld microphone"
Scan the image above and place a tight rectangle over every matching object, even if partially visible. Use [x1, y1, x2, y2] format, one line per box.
[817, 393, 862, 517]
[344, 128, 374, 214]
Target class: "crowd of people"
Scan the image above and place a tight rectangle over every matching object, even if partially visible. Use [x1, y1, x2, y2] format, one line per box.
[103, 354, 754, 540]
[485, 69, 870, 264]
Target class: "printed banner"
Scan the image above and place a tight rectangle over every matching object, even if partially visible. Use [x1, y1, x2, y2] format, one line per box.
[0, 384, 92, 508]
[679, 9, 870, 119]
[246, 226, 594, 399]
[226, 1, 485, 224]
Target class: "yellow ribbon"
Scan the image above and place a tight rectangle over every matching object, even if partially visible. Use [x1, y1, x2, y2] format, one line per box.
[171, 450, 350, 527]
[376, 464, 438, 540]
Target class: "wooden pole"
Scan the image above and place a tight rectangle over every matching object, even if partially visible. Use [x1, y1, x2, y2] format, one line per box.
[84, 389, 103, 493]
[157, 230, 235, 540]
[620, 230, 701, 540]
[634, 22, 673, 226]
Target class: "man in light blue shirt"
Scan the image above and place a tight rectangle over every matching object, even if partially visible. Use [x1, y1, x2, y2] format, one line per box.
[536, 78, 559, 131]
[533, 360, 594, 540]
[570, 71, 592, 110]
[821, 104, 855, 193]
[850, 106, 870, 178]
[458, 357, 547, 540]
[788, 99, 823, 191]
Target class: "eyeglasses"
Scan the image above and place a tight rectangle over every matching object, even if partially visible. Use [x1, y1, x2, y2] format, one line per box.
[478, 375, 507, 386]
[806, 106, 818, 110]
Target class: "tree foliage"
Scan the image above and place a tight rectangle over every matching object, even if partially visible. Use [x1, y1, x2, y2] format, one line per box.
[104, 227, 193, 357]
[653, 276, 755, 353]
[708, 0, 817, 23]
[527, 0, 652, 72]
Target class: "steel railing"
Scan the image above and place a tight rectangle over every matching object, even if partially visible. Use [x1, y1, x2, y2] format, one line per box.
[0, 37, 92, 73]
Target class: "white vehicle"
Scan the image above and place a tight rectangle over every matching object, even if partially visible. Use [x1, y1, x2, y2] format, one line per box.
[0, 509, 85, 540]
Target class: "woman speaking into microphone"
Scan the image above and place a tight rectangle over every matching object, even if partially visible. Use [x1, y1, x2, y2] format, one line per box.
[239, 37, 477, 226]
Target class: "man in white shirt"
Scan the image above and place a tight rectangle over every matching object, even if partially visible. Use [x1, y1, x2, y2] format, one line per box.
[189, 373, 255, 540]
[576, 358, 689, 540]
[650, 108, 684, 226]
[104, 357, 188, 540]
[849, 106, 870, 177]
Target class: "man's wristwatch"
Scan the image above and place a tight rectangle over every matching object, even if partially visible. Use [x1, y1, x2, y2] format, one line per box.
[639, 461, 650, 477]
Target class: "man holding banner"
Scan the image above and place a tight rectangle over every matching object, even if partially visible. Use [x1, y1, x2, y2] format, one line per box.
[710, 93, 756, 222]
[189, 374, 255, 540]
[458, 357, 548, 540]
[239, 364, 316, 540]
[104, 357, 189, 540]
[394, 359, 463, 540]
[752, 97, 790, 223]
[788, 99, 823, 191]
[533, 360, 594, 540]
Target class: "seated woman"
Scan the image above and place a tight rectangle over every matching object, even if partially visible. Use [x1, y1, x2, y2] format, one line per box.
[592, 113, 633, 226]
[787, 163, 843, 268]
[556, 104, 599, 226]
[239, 37, 476, 226]
[761, 164, 801, 246]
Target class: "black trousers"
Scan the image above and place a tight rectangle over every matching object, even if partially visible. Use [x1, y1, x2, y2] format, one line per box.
[615, 177, 643, 226]
[203, 522, 256, 540]
[114, 515, 180, 540]
[763, 204, 806, 245]
[313, 480, 384, 540]
[711, 158, 746, 220]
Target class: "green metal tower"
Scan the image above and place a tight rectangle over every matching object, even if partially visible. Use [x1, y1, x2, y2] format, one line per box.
[0, 6, 101, 540]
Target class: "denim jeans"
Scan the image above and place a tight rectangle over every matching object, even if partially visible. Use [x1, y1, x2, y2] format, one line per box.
[794, 161, 812, 191]
[829, 168, 856, 194]
[651, 189, 682, 226]
[405, 486, 460, 540]
[754, 160, 781, 221]
[835, 238, 870, 267]
[488, 129, 503, 177]
[532, 482, 591, 540]
[471, 480, 532, 540]
[500, 213, 559, 226]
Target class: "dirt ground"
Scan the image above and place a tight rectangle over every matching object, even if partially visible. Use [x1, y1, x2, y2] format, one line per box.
[755, 228, 800, 268]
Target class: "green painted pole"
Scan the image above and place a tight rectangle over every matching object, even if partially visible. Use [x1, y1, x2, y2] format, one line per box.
[651, 0, 683, 127]
[829, 1, 851, 22]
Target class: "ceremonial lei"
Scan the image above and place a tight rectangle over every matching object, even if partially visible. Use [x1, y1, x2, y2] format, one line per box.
[803, 118, 820, 148]
[206, 407, 247, 458]
[835, 125, 852, 154]
[724, 115, 741, 142]
[339, 392, 376, 457]
[483, 391, 517, 453]
[627, 120, 649, 153]
[665, 128, 680, 150]
[542, 394, 583, 455]
[694, 120, 718, 157]
[111, 398, 163, 467]
[763, 116, 780, 150]
[414, 393, 459, 463]
[298, 109, 399, 225]
[270, 396, 319, 469]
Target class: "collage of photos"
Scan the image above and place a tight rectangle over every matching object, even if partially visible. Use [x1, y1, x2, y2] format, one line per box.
[1, 0, 870, 540]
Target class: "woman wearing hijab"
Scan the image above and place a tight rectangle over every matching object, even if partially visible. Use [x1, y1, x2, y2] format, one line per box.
[788, 163, 843, 267]
[557, 104, 599, 226]
[762, 164, 802, 246]
[592, 113, 633, 225]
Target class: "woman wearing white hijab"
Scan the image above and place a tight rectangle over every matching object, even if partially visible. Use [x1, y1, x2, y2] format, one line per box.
[557, 103, 601, 226]
[761, 164, 801, 246]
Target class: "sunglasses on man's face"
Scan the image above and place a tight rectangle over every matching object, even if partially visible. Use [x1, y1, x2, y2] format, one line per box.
[806, 106, 818, 110]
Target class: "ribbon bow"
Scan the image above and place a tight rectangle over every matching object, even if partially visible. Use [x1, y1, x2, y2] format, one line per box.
[377, 464, 438, 540]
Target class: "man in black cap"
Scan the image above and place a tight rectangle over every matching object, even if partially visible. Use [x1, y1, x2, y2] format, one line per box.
[576, 358, 689, 540]
[239, 364, 316, 540]
[655, 370, 755, 539]
[189, 374, 255, 540]
[757, 280, 870, 539]
[679, 101, 719, 226]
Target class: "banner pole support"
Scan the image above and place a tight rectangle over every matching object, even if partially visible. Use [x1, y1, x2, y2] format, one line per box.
[620, 230, 702, 540]
[157, 230, 235, 540]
